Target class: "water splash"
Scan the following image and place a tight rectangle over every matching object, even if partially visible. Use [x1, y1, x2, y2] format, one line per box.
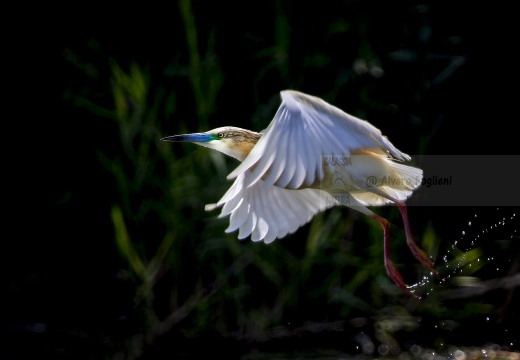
[443, 208, 518, 279]
[404, 207, 518, 296]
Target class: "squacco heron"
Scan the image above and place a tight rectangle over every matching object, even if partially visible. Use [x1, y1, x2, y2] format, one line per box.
[161, 90, 436, 296]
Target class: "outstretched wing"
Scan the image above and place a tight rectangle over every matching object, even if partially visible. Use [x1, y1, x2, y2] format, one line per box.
[227, 90, 410, 190]
[208, 171, 337, 244]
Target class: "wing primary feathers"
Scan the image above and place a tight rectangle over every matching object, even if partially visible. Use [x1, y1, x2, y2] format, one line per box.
[213, 90, 420, 245]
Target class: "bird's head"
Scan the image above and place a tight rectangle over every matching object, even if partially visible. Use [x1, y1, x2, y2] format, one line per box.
[161, 126, 261, 161]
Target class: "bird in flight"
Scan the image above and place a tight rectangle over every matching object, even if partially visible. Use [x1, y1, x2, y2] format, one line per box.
[161, 90, 436, 297]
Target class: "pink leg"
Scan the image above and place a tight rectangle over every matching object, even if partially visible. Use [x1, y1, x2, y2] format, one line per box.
[370, 213, 420, 299]
[342, 193, 429, 297]
[393, 200, 438, 277]
[362, 186, 438, 277]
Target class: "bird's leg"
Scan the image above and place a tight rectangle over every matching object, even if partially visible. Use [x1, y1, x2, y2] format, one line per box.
[361, 188, 438, 277]
[370, 213, 419, 299]
[392, 199, 438, 277]
[344, 196, 420, 297]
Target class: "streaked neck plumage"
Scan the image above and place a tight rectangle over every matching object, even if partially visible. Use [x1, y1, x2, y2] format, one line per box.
[197, 127, 262, 161]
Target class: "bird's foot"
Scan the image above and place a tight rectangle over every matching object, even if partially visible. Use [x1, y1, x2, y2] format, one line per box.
[385, 260, 421, 299]
[407, 241, 439, 279]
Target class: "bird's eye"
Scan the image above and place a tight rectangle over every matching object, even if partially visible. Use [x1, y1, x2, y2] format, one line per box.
[217, 132, 226, 138]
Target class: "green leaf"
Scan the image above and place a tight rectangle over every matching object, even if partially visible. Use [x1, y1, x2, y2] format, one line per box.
[111, 205, 146, 280]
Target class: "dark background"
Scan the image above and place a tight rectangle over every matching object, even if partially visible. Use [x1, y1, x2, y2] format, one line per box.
[5, 1, 519, 359]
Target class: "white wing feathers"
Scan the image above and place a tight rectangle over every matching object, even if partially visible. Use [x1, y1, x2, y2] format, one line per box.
[213, 171, 336, 244]
[227, 90, 410, 190]
[207, 90, 419, 243]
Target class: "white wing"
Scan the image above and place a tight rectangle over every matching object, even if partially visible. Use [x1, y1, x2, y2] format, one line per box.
[211, 171, 337, 244]
[228, 90, 410, 190]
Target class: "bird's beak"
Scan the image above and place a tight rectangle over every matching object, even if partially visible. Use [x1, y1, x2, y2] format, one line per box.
[160, 133, 212, 143]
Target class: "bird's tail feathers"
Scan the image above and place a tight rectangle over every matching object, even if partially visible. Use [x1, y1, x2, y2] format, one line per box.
[350, 160, 422, 206]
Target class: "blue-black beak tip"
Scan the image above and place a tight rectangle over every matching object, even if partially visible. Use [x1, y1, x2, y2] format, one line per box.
[160, 133, 211, 143]
[161, 135, 189, 142]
